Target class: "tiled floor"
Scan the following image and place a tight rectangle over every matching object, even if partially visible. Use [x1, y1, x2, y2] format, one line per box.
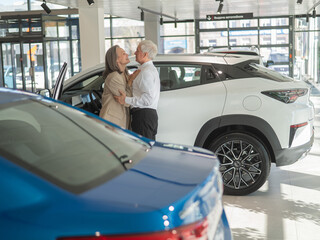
[223, 92, 320, 240]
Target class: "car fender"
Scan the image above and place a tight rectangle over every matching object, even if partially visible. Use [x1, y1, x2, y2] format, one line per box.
[194, 114, 281, 154]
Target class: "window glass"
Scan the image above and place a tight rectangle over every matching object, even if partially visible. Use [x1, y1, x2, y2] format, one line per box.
[200, 32, 228, 47]
[24, 43, 45, 91]
[0, 100, 149, 193]
[105, 39, 112, 52]
[59, 41, 71, 79]
[229, 30, 258, 46]
[295, 17, 309, 31]
[67, 74, 103, 92]
[260, 18, 289, 26]
[45, 21, 58, 38]
[104, 18, 111, 38]
[155, 64, 201, 90]
[260, 47, 289, 63]
[203, 66, 219, 82]
[259, 29, 289, 45]
[72, 40, 81, 73]
[162, 36, 195, 54]
[0, 19, 19, 36]
[1, 43, 13, 88]
[294, 31, 308, 80]
[161, 22, 194, 35]
[112, 18, 144, 38]
[199, 20, 228, 29]
[58, 21, 69, 38]
[46, 41, 59, 88]
[21, 17, 42, 34]
[229, 19, 258, 28]
[71, 24, 79, 39]
[112, 38, 142, 56]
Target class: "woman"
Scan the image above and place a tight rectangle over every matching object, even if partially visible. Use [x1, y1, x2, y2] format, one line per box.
[99, 45, 139, 129]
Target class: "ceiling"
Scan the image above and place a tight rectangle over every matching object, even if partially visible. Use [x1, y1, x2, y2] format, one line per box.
[45, 0, 320, 21]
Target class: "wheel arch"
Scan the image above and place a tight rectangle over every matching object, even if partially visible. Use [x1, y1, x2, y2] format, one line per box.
[194, 115, 281, 163]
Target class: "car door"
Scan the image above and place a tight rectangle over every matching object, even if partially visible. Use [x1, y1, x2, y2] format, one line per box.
[52, 62, 68, 100]
[52, 63, 105, 115]
[154, 62, 227, 146]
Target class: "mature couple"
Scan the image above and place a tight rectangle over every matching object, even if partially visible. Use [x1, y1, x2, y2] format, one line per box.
[99, 40, 160, 140]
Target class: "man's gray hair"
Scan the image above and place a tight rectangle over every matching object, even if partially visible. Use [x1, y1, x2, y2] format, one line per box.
[140, 40, 158, 60]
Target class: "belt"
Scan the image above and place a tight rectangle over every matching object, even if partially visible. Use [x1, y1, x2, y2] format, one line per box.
[130, 107, 142, 114]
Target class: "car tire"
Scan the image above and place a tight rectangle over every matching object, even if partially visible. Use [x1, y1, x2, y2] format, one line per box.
[208, 132, 270, 196]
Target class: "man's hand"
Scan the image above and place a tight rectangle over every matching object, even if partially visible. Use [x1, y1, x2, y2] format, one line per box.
[114, 90, 126, 105]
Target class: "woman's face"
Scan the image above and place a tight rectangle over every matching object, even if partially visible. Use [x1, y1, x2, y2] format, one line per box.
[116, 47, 130, 66]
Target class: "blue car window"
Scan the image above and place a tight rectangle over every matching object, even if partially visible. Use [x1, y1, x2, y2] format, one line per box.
[0, 99, 149, 193]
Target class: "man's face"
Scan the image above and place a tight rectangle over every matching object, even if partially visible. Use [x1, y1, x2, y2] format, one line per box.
[135, 45, 145, 64]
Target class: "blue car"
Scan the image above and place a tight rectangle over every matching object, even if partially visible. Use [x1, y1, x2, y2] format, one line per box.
[0, 88, 232, 240]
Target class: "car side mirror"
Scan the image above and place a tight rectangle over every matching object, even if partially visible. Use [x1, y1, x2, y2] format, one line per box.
[266, 60, 274, 67]
[37, 89, 52, 98]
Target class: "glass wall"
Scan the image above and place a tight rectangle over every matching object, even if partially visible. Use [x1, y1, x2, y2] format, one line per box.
[197, 16, 291, 77]
[104, 16, 144, 55]
[0, 14, 80, 91]
[294, 15, 320, 83]
[43, 16, 80, 88]
[160, 21, 195, 54]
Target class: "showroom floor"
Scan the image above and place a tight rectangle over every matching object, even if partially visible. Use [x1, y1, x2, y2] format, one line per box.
[223, 85, 320, 240]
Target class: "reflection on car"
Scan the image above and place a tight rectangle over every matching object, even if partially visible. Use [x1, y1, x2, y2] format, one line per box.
[0, 88, 232, 240]
[44, 53, 314, 196]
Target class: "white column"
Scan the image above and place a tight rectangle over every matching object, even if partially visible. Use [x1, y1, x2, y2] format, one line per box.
[144, 13, 162, 53]
[79, 7, 105, 71]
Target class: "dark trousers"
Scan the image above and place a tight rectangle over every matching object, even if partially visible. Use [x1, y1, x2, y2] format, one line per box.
[131, 108, 158, 140]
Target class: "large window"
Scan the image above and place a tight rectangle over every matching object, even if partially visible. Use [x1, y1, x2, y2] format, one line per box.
[197, 16, 292, 77]
[160, 21, 195, 54]
[104, 16, 144, 55]
[294, 15, 320, 83]
[0, 14, 80, 91]
[43, 16, 80, 88]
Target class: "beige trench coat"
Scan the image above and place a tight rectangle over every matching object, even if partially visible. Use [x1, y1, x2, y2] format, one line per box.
[99, 71, 132, 129]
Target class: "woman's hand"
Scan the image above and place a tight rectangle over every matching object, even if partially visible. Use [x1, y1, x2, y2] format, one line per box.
[128, 69, 141, 86]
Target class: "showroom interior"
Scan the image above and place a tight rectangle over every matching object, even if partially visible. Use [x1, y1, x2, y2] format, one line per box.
[0, 0, 320, 240]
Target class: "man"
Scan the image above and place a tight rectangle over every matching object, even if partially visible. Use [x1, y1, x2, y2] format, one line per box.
[114, 40, 160, 140]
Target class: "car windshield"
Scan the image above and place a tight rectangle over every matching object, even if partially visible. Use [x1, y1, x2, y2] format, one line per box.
[244, 63, 293, 82]
[0, 99, 150, 193]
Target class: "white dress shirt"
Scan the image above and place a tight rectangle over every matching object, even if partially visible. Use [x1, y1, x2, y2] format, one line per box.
[125, 60, 160, 110]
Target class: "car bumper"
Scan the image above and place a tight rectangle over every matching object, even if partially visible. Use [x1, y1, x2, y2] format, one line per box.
[274, 132, 314, 167]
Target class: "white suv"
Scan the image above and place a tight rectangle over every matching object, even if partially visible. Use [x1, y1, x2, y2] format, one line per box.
[48, 53, 314, 195]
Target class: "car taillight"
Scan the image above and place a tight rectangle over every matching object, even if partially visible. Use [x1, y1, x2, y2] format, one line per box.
[57, 217, 208, 240]
[289, 121, 308, 147]
[261, 88, 308, 103]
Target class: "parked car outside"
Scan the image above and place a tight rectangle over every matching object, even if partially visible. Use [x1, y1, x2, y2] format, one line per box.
[43, 53, 314, 196]
[0, 88, 232, 240]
